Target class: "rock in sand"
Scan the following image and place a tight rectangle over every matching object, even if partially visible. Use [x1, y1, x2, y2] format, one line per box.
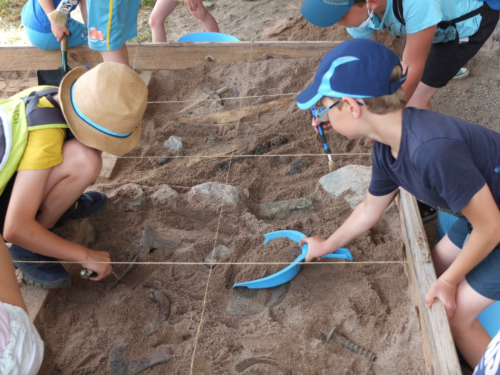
[152, 185, 179, 203]
[187, 182, 250, 209]
[140, 226, 181, 252]
[253, 197, 317, 220]
[164, 136, 183, 150]
[287, 158, 308, 175]
[319, 165, 371, 209]
[204, 245, 230, 268]
[119, 183, 146, 211]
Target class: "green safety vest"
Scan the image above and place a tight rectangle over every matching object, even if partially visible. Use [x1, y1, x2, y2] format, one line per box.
[0, 88, 69, 195]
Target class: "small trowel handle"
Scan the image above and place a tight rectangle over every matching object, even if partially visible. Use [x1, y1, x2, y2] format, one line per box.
[61, 34, 69, 73]
[81, 268, 97, 279]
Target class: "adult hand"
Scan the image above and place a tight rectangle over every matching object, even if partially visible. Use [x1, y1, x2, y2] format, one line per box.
[81, 249, 112, 281]
[51, 22, 70, 42]
[424, 277, 457, 318]
[311, 117, 332, 134]
[299, 236, 326, 262]
[184, 0, 200, 12]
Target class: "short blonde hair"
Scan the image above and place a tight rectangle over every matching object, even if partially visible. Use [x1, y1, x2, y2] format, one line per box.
[330, 65, 407, 114]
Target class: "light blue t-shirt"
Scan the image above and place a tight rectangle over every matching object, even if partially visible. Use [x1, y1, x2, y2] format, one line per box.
[347, 0, 484, 43]
[22, 0, 79, 33]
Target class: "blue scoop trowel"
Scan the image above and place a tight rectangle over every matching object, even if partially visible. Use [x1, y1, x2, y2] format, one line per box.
[233, 230, 353, 289]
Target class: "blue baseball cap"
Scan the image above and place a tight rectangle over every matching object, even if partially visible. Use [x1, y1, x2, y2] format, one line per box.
[301, 0, 357, 28]
[297, 38, 407, 110]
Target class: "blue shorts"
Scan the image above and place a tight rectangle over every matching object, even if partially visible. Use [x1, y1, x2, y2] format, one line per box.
[448, 219, 500, 301]
[24, 19, 88, 51]
[87, 0, 140, 51]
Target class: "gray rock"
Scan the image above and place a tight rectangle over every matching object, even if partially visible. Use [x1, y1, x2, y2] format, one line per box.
[164, 136, 183, 150]
[177, 148, 187, 157]
[157, 152, 172, 166]
[140, 225, 181, 252]
[120, 183, 146, 212]
[287, 158, 308, 176]
[278, 156, 291, 164]
[206, 134, 218, 145]
[319, 165, 371, 209]
[203, 245, 230, 268]
[187, 182, 250, 209]
[253, 197, 317, 220]
[152, 185, 179, 203]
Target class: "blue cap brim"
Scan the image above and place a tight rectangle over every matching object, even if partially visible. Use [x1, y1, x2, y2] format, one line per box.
[301, 0, 352, 28]
[297, 83, 323, 110]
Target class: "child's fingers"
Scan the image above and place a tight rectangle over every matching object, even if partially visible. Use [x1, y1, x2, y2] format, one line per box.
[299, 238, 308, 247]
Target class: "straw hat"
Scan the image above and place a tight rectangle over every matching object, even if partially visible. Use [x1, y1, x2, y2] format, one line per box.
[59, 62, 148, 156]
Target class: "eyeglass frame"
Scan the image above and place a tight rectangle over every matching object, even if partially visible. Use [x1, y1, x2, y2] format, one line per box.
[311, 99, 365, 122]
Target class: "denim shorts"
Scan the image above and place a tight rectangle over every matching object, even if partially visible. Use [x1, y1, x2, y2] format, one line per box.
[448, 219, 500, 301]
[0, 303, 44, 375]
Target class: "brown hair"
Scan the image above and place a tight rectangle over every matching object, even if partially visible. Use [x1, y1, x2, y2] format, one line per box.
[331, 64, 407, 114]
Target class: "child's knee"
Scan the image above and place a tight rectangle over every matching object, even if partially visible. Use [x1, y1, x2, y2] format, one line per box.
[149, 14, 163, 30]
[191, 6, 208, 20]
[66, 142, 102, 179]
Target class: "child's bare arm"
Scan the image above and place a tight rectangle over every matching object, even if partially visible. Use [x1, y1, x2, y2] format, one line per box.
[300, 190, 399, 261]
[425, 184, 500, 315]
[0, 238, 28, 313]
[38, 0, 70, 41]
[3, 169, 112, 280]
[401, 25, 437, 101]
[80, 0, 88, 26]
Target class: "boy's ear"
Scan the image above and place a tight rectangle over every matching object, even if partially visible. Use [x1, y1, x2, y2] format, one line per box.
[367, 0, 380, 11]
[342, 97, 363, 119]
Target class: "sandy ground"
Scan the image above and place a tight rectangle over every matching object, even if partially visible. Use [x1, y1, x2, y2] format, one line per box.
[1, 1, 499, 374]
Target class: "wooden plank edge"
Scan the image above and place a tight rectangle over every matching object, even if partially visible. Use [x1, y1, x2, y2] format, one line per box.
[397, 189, 461, 375]
[0, 41, 341, 71]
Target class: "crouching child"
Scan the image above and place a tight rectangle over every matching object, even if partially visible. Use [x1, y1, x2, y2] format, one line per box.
[1, 63, 148, 289]
[296, 38, 500, 368]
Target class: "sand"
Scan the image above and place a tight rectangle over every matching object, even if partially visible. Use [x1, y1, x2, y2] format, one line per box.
[28, 52, 426, 375]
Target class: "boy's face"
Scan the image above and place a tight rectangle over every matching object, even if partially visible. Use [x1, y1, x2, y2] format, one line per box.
[316, 97, 365, 139]
[337, 3, 369, 27]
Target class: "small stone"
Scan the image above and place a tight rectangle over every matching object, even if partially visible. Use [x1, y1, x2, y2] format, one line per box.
[164, 136, 183, 150]
[233, 90, 240, 98]
[253, 197, 317, 220]
[279, 156, 291, 164]
[203, 1, 213, 8]
[178, 148, 187, 157]
[119, 183, 146, 212]
[206, 134, 218, 145]
[187, 111, 193, 115]
[152, 184, 179, 203]
[319, 165, 371, 209]
[187, 182, 250, 209]
[157, 157, 168, 166]
[140, 226, 181, 252]
[287, 158, 308, 176]
[204, 245, 230, 268]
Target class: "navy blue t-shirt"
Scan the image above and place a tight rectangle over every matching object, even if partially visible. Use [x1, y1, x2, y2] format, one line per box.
[369, 108, 500, 214]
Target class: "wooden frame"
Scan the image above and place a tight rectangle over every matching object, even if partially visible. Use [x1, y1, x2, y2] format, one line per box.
[1, 42, 460, 373]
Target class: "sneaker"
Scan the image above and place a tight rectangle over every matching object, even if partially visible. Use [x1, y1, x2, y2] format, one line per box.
[452, 68, 470, 80]
[57, 192, 108, 224]
[9, 245, 71, 289]
[418, 201, 438, 224]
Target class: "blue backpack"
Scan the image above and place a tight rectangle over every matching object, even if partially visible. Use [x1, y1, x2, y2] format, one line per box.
[393, 0, 500, 27]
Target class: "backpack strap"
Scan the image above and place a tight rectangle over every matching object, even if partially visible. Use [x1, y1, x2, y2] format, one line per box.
[21, 88, 67, 129]
[437, 3, 488, 30]
[393, 0, 405, 26]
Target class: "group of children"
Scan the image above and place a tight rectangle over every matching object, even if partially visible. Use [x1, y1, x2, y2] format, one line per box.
[0, 0, 499, 373]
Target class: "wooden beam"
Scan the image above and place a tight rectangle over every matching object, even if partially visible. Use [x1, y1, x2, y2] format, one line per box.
[0, 41, 340, 72]
[397, 189, 461, 375]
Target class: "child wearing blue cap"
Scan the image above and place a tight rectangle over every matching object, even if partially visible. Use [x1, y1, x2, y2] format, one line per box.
[300, 0, 499, 110]
[22, 0, 88, 51]
[297, 38, 500, 369]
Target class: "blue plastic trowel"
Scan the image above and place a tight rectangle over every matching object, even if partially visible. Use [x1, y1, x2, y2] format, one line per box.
[233, 230, 353, 289]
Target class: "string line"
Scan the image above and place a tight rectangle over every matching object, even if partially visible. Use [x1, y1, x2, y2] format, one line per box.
[103, 153, 371, 159]
[12, 260, 409, 265]
[148, 92, 299, 104]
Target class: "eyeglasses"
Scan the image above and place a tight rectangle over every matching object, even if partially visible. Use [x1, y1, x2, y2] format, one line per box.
[310, 100, 365, 122]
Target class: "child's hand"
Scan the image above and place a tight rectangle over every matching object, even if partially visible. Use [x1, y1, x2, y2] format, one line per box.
[311, 117, 332, 134]
[81, 249, 113, 281]
[51, 22, 70, 42]
[184, 0, 201, 12]
[424, 277, 457, 318]
[299, 236, 327, 262]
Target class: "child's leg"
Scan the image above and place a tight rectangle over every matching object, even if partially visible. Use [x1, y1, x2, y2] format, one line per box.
[0, 238, 27, 313]
[190, 2, 219, 33]
[36, 139, 102, 230]
[449, 279, 494, 367]
[431, 235, 463, 277]
[149, 0, 178, 42]
[99, 44, 130, 65]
